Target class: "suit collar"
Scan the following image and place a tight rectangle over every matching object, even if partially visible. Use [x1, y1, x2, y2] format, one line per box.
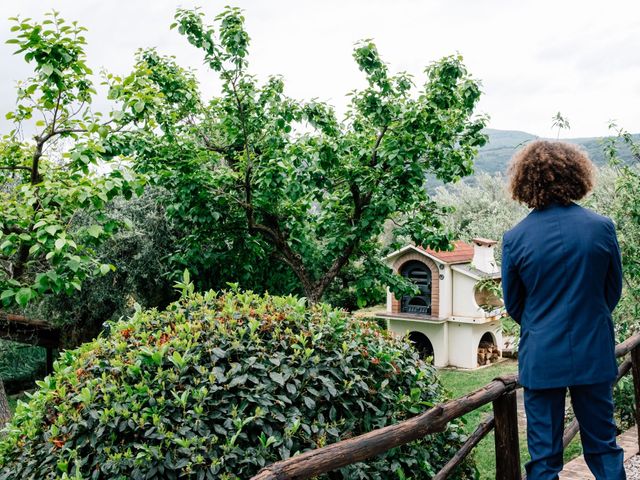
[533, 201, 577, 212]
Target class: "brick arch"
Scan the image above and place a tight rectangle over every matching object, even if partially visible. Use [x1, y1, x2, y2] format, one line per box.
[391, 252, 440, 317]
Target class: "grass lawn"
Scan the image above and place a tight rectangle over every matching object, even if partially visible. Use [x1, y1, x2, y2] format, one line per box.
[438, 360, 583, 479]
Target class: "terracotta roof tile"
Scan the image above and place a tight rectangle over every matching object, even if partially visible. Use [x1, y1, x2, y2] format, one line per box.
[418, 240, 474, 264]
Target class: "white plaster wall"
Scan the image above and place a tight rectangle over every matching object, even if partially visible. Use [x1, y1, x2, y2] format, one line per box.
[448, 320, 504, 369]
[452, 271, 482, 318]
[438, 264, 453, 318]
[387, 319, 449, 368]
[386, 287, 392, 313]
[447, 322, 476, 368]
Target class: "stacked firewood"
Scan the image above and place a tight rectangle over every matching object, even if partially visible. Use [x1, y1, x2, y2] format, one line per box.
[477, 342, 501, 366]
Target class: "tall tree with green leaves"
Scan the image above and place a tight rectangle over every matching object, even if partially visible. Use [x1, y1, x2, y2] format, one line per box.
[122, 7, 488, 304]
[603, 124, 640, 335]
[0, 12, 148, 309]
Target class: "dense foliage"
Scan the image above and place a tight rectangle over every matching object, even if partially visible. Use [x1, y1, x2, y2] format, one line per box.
[0, 12, 145, 309]
[26, 189, 179, 344]
[0, 288, 473, 479]
[108, 7, 488, 306]
[600, 126, 640, 429]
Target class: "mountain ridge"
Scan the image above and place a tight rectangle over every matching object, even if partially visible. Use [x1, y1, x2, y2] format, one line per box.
[475, 128, 639, 175]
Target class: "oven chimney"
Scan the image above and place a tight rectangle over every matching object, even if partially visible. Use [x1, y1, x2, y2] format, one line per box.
[471, 237, 499, 274]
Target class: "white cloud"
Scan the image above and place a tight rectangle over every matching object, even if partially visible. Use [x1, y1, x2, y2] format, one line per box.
[1, 0, 639, 138]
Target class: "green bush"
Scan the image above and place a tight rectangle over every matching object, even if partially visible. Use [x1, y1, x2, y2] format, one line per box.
[0, 289, 473, 479]
[0, 340, 45, 387]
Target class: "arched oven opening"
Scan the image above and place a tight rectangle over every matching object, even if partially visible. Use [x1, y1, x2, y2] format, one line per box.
[400, 260, 432, 315]
[407, 331, 434, 364]
[477, 332, 500, 367]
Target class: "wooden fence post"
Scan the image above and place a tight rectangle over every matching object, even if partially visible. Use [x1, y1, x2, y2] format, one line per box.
[631, 345, 640, 449]
[493, 390, 521, 480]
[45, 347, 54, 375]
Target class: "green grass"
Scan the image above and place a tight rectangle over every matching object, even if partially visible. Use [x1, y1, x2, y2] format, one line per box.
[438, 360, 582, 479]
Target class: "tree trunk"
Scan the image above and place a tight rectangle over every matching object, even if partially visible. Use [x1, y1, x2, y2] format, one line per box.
[0, 379, 11, 426]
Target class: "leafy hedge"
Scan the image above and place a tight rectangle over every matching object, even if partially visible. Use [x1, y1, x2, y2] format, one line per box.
[0, 289, 473, 479]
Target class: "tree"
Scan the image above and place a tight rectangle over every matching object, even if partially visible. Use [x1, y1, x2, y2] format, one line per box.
[602, 124, 640, 336]
[551, 111, 570, 139]
[0, 12, 146, 309]
[433, 172, 529, 261]
[123, 7, 488, 304]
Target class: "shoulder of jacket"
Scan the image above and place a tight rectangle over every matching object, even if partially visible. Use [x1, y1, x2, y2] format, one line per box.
[503, 217, 530, 243]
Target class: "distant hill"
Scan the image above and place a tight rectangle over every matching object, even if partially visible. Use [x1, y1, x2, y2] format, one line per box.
[474, 128, 639, 175]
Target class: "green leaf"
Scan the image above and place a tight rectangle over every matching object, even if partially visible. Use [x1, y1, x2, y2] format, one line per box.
[87, 225, 103, 238]
[0, 290, 15, 301]
[41, 64, 54, 76]
[15, 287, 33, 307]
[269, 372, 285, 386]
[45, 225, 59, 236]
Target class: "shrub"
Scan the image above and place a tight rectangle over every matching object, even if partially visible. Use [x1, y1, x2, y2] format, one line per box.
[0, 289, 473, 479]
[0, 340, 45, 390]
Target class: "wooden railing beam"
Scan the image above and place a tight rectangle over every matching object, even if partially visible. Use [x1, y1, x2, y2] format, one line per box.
[562, 419, 579, 449]
[615, 334, 640, 358]
[251, 376, 519, 480]
[0, 312, 60, 349]
[252, 332, 640, 480]
[433, 415, 495, 480]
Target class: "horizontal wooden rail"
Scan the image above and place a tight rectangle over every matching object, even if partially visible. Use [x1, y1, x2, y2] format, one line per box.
[615, 333, 640, 357]
[252, 332, 640, 480]
[251, 375, 518, 480]
[0, 312, 60, 349]
[433, 415, 495, 480]
[0, 312, 60, 374]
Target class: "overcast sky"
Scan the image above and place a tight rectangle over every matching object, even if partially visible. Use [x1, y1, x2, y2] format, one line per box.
[1, 0, 639, 138]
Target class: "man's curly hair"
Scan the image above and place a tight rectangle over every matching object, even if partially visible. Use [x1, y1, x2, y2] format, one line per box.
[507, 140, 595, 209]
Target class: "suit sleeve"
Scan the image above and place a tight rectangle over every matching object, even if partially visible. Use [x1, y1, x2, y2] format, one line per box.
[604, 219, 623, 313]
[501, 238, 526, 324]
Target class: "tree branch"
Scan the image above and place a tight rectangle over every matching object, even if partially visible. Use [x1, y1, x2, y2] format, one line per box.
[316, 124, 391, 300]
[0, 166, 31, 172]
[370, 125, 388, 167]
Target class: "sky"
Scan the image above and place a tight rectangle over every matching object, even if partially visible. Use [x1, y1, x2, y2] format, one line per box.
[1, 0, 639, 138]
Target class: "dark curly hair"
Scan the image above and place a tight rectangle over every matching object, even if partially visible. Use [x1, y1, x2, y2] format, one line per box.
[507, 140, 595, 209]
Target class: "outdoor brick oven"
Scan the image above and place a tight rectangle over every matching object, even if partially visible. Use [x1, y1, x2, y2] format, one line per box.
[377, 238, 506, 369]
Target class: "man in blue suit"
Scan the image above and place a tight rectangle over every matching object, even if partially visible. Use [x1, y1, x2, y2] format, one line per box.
[501, 140, 625, 479]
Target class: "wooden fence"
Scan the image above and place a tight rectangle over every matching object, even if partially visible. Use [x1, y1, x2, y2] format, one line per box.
[0, 312, 60, 374]
[251, 332, 640, 480]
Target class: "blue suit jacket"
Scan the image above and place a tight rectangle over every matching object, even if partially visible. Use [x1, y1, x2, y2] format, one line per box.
[501, 201, 622, 389]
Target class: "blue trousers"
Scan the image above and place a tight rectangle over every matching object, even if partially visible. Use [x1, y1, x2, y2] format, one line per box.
[524, 381, 625, 480]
